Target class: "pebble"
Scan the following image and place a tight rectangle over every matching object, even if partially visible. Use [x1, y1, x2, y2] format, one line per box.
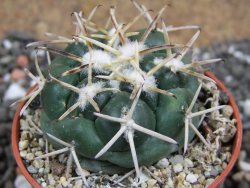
[222, 105, 234, 118]
[141, 182, 147, 188]
[173, 163, 183, 173]
[27, 165, 38, 174]
[165, 178, 174, 187]
[184, 158, 194, 168]
[14, 175, 32, 188]
[210, 167, 219, 177]
[205, 178, 214, 187]
[20, 119, 30, 130]
[176, 172, 186, 183]
[185, 173, 197, 184]
[198, 175, 205, 184]
[38, 168, 44, 174]
[204, 170, 211, 178]
[38, 138, 45, 148]
[26, 153, 35, 160]
[74, 180, 83, 188]
[32, 159, 44, 169]
[75, 167, 90, 176]
[19, 140, 29, 150]
[170, 155, 184, 165]
[147, 179, 157, 188]
[59, 176, 68, 187]
[35, 151, 43, 157]
[48, 174, 56, 186]
[156, 158, 169, 168]
[41, 182, 47, 187]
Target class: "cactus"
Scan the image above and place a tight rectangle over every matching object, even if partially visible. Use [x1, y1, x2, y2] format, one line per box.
[19, 1, 225, 185]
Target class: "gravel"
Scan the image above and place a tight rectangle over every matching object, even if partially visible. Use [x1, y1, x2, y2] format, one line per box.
[0, 31, 47, 187]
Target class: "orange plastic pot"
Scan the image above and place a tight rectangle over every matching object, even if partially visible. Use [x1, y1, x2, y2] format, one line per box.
[12, 71, 242, 188]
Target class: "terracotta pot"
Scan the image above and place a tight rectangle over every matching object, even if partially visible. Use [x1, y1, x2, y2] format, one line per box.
[12, 71, 242, 188]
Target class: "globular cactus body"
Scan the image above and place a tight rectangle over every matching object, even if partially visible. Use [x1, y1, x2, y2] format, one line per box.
[40, 30, 200, 174]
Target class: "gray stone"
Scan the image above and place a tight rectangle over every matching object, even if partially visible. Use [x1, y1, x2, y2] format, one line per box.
[27, 165, 38, 174]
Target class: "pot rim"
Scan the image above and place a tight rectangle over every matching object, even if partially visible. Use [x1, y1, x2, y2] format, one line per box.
[11, 71, 242, 188]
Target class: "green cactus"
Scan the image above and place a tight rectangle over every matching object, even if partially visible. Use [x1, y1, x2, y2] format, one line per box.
[20, 2, 223, 182]
[38, 28, 202, 174]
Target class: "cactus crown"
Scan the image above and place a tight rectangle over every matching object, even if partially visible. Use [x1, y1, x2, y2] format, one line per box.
[19, 1, 225, 186]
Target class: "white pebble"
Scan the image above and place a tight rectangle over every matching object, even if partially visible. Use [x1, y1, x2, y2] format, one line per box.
[38, 168, 44, 174]
[19, 140, 29, 150]
[20, 150, 27, 158]
[60, 176, 68, 187]
[170, 155, 184, 165]
[186, 173, 198, 183]
[165, 178, 174, 187]
[21, 131, 28, 140]
[156, 158, 169, 168]
[173, 163, 183, 173]
[26, 153, 34, 160]
[38, 138, 45, 148]
[147, 179, 157, 188]
[141, 182, 147, 188]
[33, 160, 44, 169]
[184, 158, 194, 168]
[41, 182, 47, 187]
[75, 168, 90, 176]
[222, 105, 233, 118]
[35, 151, 43, 157]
